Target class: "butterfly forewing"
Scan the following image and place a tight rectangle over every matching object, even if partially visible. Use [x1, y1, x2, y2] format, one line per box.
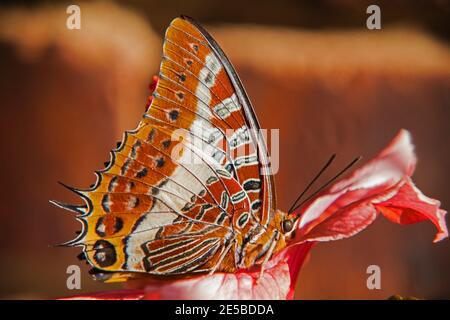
[58, 16, 276, 280]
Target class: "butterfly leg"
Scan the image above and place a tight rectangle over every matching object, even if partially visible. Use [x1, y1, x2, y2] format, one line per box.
[257, 236, 278, 282]
[209, 237, 236, 275]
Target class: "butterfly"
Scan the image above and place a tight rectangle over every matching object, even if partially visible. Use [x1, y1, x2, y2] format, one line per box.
[53, 16, 309, 283]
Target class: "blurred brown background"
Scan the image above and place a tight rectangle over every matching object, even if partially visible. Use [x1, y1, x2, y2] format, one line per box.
[0, 0, 449, 299]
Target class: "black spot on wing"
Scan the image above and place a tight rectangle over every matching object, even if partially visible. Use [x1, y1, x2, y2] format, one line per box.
[162, 139, 171, 149]
[155, 156, 165, 168]
[93, 240, 117, 268]
[243, 179, 261, 191]
[251, 200, 262, 211]
[169, 109, 180, 121]
[176, 91, 184, 101]
[101, 194, 111, 213]
[147, 128, 156, 143]
[237, 213, 249, 227]
[136, 167, 148, 178]
[108, 176, 119, 192]
[120, 159, 131, 175]
[131, 140, 142, 158]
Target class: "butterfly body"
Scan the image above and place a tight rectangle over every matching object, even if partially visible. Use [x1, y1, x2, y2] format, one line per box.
[54, 16, 296, 282]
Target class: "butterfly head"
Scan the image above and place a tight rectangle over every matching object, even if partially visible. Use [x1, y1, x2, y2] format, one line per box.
[282, 218, 294, 234]
[273, 209, 298, 242]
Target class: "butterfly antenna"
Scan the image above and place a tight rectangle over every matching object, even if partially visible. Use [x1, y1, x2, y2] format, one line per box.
[290, 156, 362, 214]
[288, 154, 336, 213]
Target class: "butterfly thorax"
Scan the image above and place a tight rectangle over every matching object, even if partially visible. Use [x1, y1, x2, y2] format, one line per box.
[218, 209, 289, 272]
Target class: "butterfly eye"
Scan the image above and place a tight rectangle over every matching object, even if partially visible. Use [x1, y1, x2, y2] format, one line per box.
[282, 219, 293, 233]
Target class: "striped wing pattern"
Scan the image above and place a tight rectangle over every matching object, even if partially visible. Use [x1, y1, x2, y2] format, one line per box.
[56, 17, 276, 281]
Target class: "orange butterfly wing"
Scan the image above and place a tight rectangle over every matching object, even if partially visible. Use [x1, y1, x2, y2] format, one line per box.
[54, 16, 276, 281]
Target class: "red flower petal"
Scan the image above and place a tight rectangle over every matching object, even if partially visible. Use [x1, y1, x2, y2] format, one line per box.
[142, 253, 291, 300]
[293, 129, 448, 244]
[285, 242, 314, 299]
[374, 178, 448, 242]
[59, 130, 447, 300]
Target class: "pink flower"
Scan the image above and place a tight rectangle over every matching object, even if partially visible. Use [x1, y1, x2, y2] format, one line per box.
[294, 129, 447, 244]
[61, 129, 447, 300]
